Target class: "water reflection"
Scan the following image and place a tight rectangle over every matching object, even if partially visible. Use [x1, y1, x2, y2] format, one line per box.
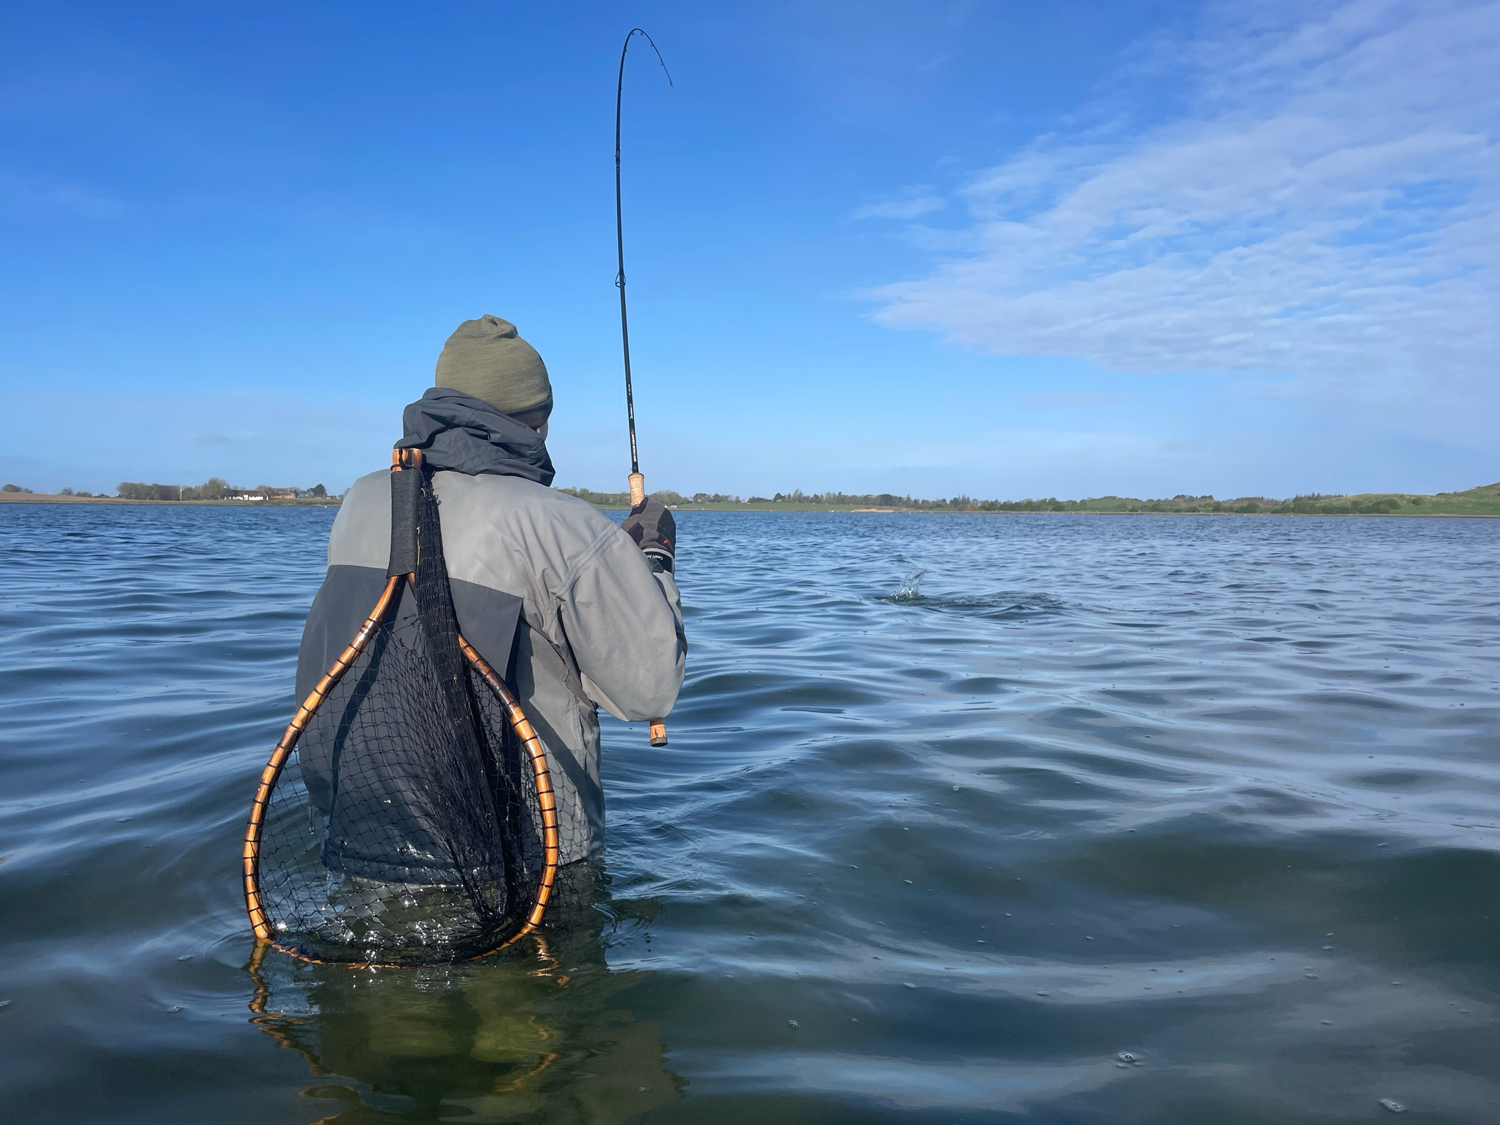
[245, 865, 681, 1123]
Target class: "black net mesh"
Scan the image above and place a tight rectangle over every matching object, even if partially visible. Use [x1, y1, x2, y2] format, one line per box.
[253, 466, 552, 965]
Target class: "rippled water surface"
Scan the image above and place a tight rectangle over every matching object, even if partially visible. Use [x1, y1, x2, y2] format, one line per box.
[2, 504, 1498, 1124]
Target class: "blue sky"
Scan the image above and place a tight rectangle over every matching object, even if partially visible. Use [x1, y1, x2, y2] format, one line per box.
[1, 0, 1495, 499]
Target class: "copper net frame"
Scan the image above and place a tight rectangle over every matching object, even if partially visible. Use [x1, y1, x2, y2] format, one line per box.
[241, 448, 560, 965]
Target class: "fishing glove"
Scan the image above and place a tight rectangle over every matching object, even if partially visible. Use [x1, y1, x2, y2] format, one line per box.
[622, 497, 676, 574]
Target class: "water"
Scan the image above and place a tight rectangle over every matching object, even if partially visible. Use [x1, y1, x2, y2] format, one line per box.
[1, 504, 1497, 1123]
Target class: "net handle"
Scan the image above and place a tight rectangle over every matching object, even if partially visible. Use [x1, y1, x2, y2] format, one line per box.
[243, 572, 403, 942]
[244, 448, 424, 943]
[457, 636, 561, 939]
[242, 601, 562, 952]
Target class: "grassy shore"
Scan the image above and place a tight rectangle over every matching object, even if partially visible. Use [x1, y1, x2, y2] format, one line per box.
[567, 481, 1500, 516]
[0, 492, 339, 507]
[6, 481, 1497, 515]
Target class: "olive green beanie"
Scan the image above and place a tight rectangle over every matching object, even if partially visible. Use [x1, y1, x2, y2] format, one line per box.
[434, 315, 553, 428]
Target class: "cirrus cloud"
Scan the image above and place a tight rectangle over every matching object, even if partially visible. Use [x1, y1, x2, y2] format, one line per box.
[864, 0, 1500, 409]
[853, 190, 946, 220]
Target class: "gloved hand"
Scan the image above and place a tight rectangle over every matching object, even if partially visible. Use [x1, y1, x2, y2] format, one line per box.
[622, 497, 676, 574]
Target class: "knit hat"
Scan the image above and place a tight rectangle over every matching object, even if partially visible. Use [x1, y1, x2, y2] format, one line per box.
[433, 315, 553, 428]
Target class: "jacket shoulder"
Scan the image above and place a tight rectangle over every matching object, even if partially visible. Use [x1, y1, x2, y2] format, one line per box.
[327, 470, 391, 568]
[438, 473, 621, 538]
[430, 472, 631, 597]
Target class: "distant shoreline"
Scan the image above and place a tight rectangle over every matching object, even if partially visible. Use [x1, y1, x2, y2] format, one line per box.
[0, 493, 339, 507]
[6, 491, 1496, 518]
[641, 506, 1500, 518]
[564, 481, 1500, 518]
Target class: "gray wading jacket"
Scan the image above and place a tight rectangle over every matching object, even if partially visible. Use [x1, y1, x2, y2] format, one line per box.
[294, 389, 686, 866]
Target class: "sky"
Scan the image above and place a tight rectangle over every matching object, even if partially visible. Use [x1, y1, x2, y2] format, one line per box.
[1, 0, 1495, 500]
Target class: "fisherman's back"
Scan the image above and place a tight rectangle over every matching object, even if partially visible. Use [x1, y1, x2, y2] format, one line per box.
[301, 468, 684, 866]
[294, 316, 685, 868]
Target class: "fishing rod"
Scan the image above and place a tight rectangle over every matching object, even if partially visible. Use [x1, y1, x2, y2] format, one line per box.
[615, 26, 672, 509]
[615, 27, 673, 749]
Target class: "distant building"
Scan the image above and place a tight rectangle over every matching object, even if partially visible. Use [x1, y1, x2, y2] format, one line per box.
[226, 487, 296, 501]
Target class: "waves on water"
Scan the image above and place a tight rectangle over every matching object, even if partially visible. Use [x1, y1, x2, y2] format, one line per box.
[1, 505, 1497, 1123]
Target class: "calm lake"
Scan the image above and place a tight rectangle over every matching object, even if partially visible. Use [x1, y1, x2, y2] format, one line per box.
[1, 504, 1497, 1123]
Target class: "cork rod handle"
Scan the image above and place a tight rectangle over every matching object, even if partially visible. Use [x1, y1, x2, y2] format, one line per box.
[629, 470, 667, 746]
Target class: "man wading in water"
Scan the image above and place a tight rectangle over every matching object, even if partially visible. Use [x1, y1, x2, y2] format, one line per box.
[295, 314, 686, 867]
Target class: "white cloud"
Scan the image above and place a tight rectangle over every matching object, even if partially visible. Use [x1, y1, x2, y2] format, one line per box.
[853, 192, 946, 220]
[864, 0, 1500, 408]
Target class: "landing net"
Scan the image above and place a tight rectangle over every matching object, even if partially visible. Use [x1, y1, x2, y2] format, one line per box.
[244, 452, 558, 965]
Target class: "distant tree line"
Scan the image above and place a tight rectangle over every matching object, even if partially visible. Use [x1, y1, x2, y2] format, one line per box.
[5, 480, 336, 500]
[114, 479, 331, 501]
[558, 487, 691, 507]
[561, 485, 1410, 514]
[4, 479, 1418, 515]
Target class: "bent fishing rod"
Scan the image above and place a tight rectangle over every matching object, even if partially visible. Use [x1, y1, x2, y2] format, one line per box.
[615, 27, 672, 748]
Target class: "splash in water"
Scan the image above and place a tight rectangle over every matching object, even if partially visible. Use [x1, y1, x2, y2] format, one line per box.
[890, 569, 926, 602]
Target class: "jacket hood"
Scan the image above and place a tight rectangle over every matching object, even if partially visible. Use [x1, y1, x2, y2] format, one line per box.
[394, 387, 555, 486]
